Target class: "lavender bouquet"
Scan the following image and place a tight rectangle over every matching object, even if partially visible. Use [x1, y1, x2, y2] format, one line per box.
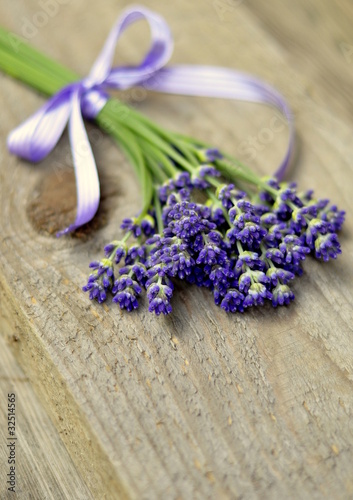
[0, 7, 344, 316]
[84, 158, 344, 315]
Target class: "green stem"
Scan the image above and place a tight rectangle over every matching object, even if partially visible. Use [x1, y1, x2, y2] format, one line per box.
[236, 241, 243, 255]
[140, 142, 175, 181]
[107, 231, 132, 262]
[0, 24, 275, 201]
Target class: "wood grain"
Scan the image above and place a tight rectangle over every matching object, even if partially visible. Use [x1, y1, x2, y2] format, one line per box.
[1, 0, 353, 498]
[0, 314, 93, 499]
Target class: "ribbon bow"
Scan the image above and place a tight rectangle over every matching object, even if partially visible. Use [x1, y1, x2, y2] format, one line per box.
[7, 5, 294, 236]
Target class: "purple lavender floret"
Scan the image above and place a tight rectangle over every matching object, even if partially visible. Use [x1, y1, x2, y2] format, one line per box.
[112, 274, 141, 294]
[186, 265, 212, 288]
[120, 214, 155, 238]
[174, 171, 192, 189]
[271, 284, 295, 307]
[243, 283, 272, 308]
[227, 223, 267, 248]
[115, 247, 126, 264]
[258, 177, 280, 203]
[113, 289, 139, 311]
[238, 269, 269, 293]
[218, 184, 246, 210]
[290, 205, 317, 232]
[273, 188, 301, 218]
[266, 267, 294, 286]
[150, 236, 194, 279]
[167, 201, 216, 239]
[265, 222, 291, 244]
[210, 204, 226, 227]
[125, 244, 147, 265]
[205, 148, 223, 162]
[104, 242, 116, 255]
[141, 215, 156, 236]
[318, 203, 345, 232]
[121, 217, 143, 237]
[146, 272, 174, 315]
[196, 147, 223, 163]
[192, 165, 221, 190]
[263, 247, 284, 265]
[220, 289, 244, 313]
[159, 180, 174, 203]
[196, 231, 227, 266]
[104, 242, 127, 264]
[279, 235, 310, 267]
[235, 251, 263, 271]
[132, 263, 147, 283]
[314, 233, 341, 261]
[227, 200, 267, 247]
[305, 218, 329, 247]
[88, 260, 114, 277]
[209, 263, 234, 287]
[82, 277, 107, 303]
[119, 263, 147, 285]
[260, 212, 278, 226]
[147, 284, 173, 315]
[82, 259, 114, 303]
[112, 271, 142, 311]
[166, 188, 191, 207]
[159, 173, 194, 202]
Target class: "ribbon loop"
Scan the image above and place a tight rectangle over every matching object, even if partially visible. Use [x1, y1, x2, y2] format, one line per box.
[7, 5, 294, 236]
[7, 85, 73, 162]
[87, 7, 173, 89]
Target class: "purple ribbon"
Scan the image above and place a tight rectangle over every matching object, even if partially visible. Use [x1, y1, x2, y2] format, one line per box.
[7, 5, 294, 236]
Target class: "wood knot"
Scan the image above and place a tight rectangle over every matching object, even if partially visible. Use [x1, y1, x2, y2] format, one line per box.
[27, 168, 119, 238]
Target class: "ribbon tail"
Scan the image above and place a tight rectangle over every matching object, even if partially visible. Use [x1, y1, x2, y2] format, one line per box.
[7, 86, 72, 162]
[142, 65, 295, 180]
[57, 88, 100, 236]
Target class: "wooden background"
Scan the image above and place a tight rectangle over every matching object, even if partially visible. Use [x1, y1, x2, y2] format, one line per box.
[1, 0, 353, 498]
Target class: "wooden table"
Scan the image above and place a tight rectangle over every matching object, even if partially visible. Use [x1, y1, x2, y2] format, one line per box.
[1, 0, 353, 498]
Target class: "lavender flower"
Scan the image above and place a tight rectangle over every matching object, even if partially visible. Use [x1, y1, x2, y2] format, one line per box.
[83, 167, 344, 317]
[82, 259, 114, 303]
[235, 251, 263, 271]
[191, 165, 221, 189]
[146, 267, 174, 315]
[279, 235, 310, 268]
[104, 241, 127, 264]
[217, 184, 246, 210]
[167, 201, 215, 239]
[319, 203, 345, 232]
[149, 236, 194, 279]
[196, 148, 223, 162]
[196, 231, 227, 266]
[220, 289, 244, 313]
[305, 218, 328, 248]
[314, 233, 341, 261]
[238, 269, 268, 293]
[266, 267, 294, 286]
[271, 284, 295, 307]
[112, 269, 142, 311]
[243, 283, 272, 308]
[121, 217, 143, 237]
[82, 278, 108, 303]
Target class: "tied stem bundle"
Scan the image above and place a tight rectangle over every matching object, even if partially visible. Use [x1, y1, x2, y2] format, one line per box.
[0, 8, 345, 316]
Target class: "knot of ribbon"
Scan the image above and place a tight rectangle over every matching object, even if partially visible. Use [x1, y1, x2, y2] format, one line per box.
[7, 5, 294, 236]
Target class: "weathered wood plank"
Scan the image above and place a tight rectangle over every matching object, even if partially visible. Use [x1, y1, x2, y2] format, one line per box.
[1, 0, 353, 498]
[245, 0, 353, 126]
[0, 316, 93, 499]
